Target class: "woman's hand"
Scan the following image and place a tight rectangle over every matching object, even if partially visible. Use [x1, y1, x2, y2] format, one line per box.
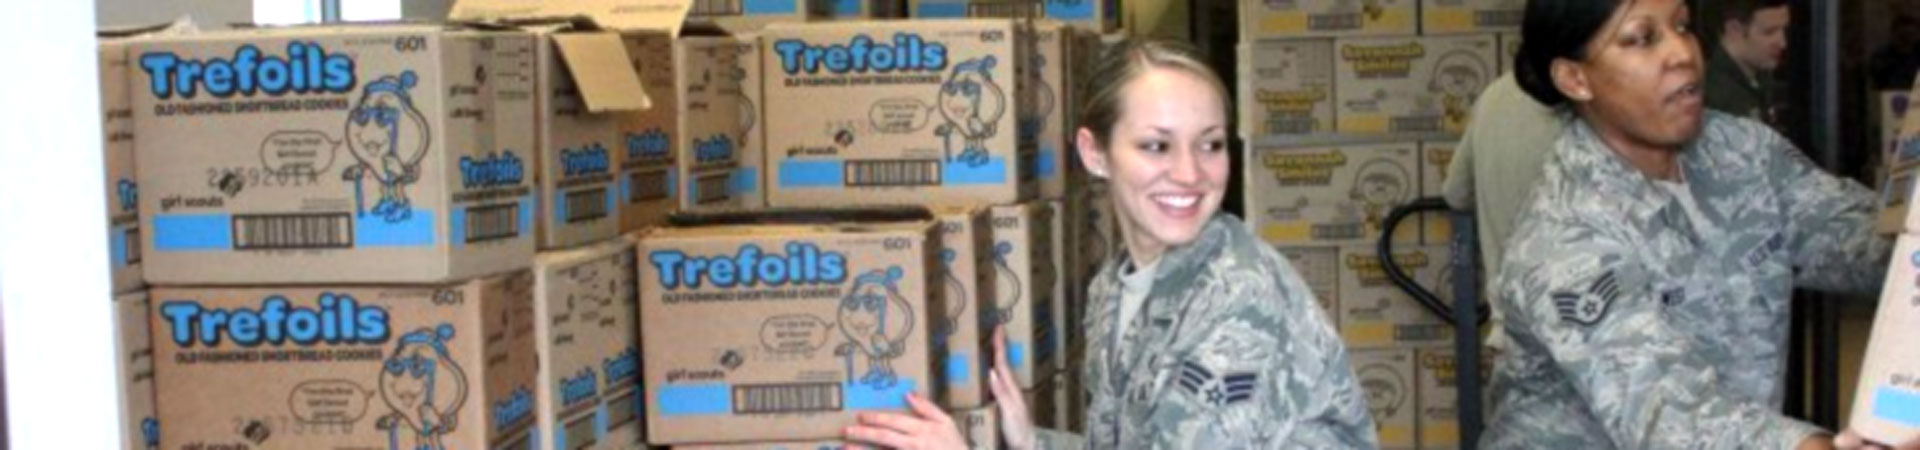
[843, 393, 967, 450]
[989, 326, 1037, 450]
[1836, 430, 1920, 450]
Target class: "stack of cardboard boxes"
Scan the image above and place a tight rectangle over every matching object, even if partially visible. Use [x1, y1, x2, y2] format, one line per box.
[1855, 75, 1920, 446]
[1238, 0, 1520, 448]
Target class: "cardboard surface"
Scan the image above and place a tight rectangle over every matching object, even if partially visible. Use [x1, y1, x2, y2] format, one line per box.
[1244, 142, 1422, 245]
[1275, 246, 1341, 327]
[1338, 245, 1453, 349]
[151, 271, 540, 449]
[955, 405, 1000, 450]
[1849, 235, 1920, 444]
[1352, 348, 1416, 449]
[1419, 141, 1456, 245]
[533, 238, 643, 450]
[1032, 22, 1071, 200]
[1415, 348, 1491, 450]
[617, 31, 683, 233]
[733, 34, 769, 209]
[675, 36, 752, 210]
[1238, 39, 1337, 137]
[991, 202, 1059, 388]
[450, 0, 695, 35]
[1044, 199, 1077, 375]
[910, 0, 1117, 32]
[1242, 0, 1416, 39]
[677, 440, 849, 449]
[556, 33, 656, 112]
[637, 221, 941, 444]
[101, 39, 143, 293]
[1334, 34, 1496, 135]
[532, 27, 638, 249]
[115, 291, 158, 450]
[133, 27, 538, 284]
[934, 207, 995, 408]
[761, 19, 1037, 208]
[1419, 0, 1525, 34]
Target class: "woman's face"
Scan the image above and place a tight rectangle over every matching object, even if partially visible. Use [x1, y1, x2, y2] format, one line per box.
[1564, 0, 1704, 149]
[1082, 68, 1229, 258]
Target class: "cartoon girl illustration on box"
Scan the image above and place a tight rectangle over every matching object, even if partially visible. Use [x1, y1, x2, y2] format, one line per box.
[836, 267, 914, 389]
[1428, 51, 1489, 132]
[377, 324, 468, 450]
[936, 56, 1006, 168]
[990, 241, 1022, 327]
[1348, 157, 1412, 235]
[935, 249, 967, 348]
[344, 71, 432, 223]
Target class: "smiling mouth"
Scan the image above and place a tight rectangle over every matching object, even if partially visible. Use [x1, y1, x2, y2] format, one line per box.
[1152, 194, 1199, 208]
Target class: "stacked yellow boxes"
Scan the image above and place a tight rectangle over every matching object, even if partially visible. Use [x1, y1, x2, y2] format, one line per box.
[1240, 0, 1523, 447]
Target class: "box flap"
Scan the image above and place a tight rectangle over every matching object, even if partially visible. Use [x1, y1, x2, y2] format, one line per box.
[554, 32, 653, 112]
[451, 0, 693, 34]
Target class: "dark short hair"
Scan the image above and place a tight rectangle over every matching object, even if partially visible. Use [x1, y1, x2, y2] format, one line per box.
[1514, 0, 1629, 105]
[1720, 0, 1790, 26]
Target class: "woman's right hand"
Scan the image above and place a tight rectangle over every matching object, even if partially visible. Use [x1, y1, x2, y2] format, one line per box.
[1836, 430, 1920, 450]
[989, 326, 1037, 450]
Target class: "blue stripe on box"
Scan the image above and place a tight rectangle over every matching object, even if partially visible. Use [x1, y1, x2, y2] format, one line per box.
[1046, 0, 1095, 20]
[153, 214, 233, 251]
[451, 206, 467, 244]
[1037, 147, 1059, 180]
[730, 167, 760, 195]
[595, 403, 609, 440]
[946, 352, 972, 384]
[845, 379, 917, 410]
[355, 210, 434, 247]
[780, 160, 846, 187]
[829, 0, 860, 15]
[519, 196, 535, 235]
[603, 188, 616, 219]
[620, 174, 633, 204]
[916, 1, 966, 17]
[658, 383, 732, 416]
[688, 174, 700, 205]
[1874, 387, 1920, 426]
[1009, 341, 1027, 369]
[109, 225, 131, 266]
[744, 0, 799, 15]
[942, 157, 1007, 185]
[553, 190, 568, 223]
[554, 424, 565, 450]
[667, 168, 680, 199]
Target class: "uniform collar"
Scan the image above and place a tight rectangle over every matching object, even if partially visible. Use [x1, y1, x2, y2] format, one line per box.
[1558, 119, 1703, 226]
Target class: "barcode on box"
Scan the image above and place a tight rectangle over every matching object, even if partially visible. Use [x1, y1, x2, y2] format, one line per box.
[691, 0, 742, 16]
[695, 173, 732, 205]
[233, 213, 352, 250]
[126, 227, 142, 264]
[734, 382, 842, 414]
[968, 1, 1044, 19]
[493, 431, 532, 450]
[563, 413, 597, 450]
[565, 188, 609, 224]
[848, 160, 941, 187]
[606, 391, 639, 429]
[464, 204, 520, 243]
[630, 171, 670, 204]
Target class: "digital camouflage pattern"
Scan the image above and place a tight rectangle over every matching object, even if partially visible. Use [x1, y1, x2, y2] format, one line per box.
[1482, 112, 1890, 449]
[1048, 214, 1375, 449]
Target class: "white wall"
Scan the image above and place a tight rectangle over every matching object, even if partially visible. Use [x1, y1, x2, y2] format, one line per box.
[96, 0, 251, 29]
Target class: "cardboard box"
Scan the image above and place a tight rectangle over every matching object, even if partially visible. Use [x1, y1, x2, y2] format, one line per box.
[133, 26, 538, 284]
[1044, 199, 1079, 368]
[1238, 39, 1337, 137]
[671, 35, 752, 211]
[762, 19, 1038, 208]
[1274, 246, 1340, 326]
[1031, 22, 1072, 200]
[1334, 34, 1497, 135]
[678, 441, 850, 450]
[1419, 0, 1525, 34]
[991, 202, 1059, 388]
[910, 0, 1117, 32]
[1244, 142, 1422, 245]
[615, 29, 684, 233]
[151, 272, 540, 449]
[955, 405, 1000, 450]
[934, 207, 996, 408]
[1067, 181, 1117, 291]
[1419, 141, 1456, 245]
[116, 291, 158, 450]
[1242, 0, 1416, 40]
[101, 39, 143, 293]
[1024, 375, 1058, 429]
[534, 237, 644, 449]
[733, 35, 769, 209]
[1338, 245, 1452, 349]
[637, 221, 941, 444]
[1849, 235, 1920, 444]
[1352, 348, 1416, 449]
[1415, 348, 1492, 450]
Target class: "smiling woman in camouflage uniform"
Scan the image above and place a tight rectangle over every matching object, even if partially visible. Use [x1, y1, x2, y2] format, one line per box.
[841, 39, 1377, 449]
[1484, 1, 1898, 449]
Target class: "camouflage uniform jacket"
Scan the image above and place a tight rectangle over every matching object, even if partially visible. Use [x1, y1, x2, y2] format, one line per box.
[1072, 214, 1376, 449]
[1481, 112, 1890, 449]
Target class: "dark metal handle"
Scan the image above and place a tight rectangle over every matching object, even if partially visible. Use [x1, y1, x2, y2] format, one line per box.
[1377, 197, 1488, 326]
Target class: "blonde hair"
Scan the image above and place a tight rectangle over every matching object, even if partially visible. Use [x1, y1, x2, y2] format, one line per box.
[1077, 39, 1229, 149]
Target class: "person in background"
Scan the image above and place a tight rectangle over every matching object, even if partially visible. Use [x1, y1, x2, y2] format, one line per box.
[1483, 0, 1898, 448]
[839, 39, 1377, 450]
[1705, 0, 1791, 126]
[1441, 72, 1567, 339]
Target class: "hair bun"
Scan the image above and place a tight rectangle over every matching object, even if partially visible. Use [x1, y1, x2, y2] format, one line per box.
[1513, 41, 1569, 106]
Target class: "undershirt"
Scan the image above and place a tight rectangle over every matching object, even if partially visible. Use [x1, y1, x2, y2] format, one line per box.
[1655, 178, 1723, 241]
[1117, 256, 1159, 335]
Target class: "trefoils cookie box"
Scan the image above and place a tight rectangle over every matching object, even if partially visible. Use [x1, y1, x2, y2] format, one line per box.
[1238, 39, 1337, 137]
[674, 35, 752, 211]
[116, 291, 159, 450]
[1241, 0, 1415, 40]
[732, 34, 769, 209]
[637, 221, 941, 444]
[761, 19, 1037, 208]
[933, 207, 996, 409]
[1243, 142, 1422, 246]
[102, 37, 143, 293]
[132, 25, 538, 284]
[909, 0, 1118, 32]
[991, 202, 1058, 389]
[1848, 235, 1920, 445]
[150, 271, 539, 450]
[1334, 34, 1497, 135]
[1031, 21, 1071, 200]
[533, 237, 644, 449]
